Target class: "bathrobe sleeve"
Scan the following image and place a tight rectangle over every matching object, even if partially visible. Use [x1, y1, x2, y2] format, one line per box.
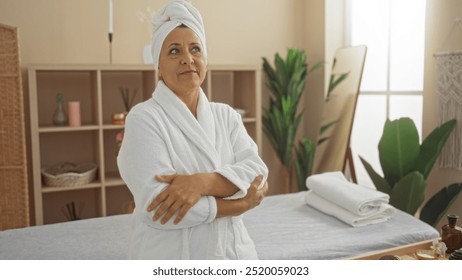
[117, 109, 217, 230]
[214, 106, 269, 199]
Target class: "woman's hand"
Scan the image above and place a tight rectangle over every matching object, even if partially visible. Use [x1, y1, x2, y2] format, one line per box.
[215, 175, 268, 218]
[243, 175, 268, 211]
[148, 174, 202, 225]
[148, 173, 268, 223]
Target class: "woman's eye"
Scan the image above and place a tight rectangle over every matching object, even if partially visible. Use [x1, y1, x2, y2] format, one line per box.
[169, 48, 180, 55]
[191, 46, 201, 53]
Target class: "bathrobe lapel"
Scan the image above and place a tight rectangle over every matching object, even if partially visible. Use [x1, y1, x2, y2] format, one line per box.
[153, 81, 219, 168]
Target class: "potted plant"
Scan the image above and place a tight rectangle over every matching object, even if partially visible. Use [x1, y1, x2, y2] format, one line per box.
[262, 48, 322, 193]
[263, 50, 351, 192]
[360, 117, 462, 226]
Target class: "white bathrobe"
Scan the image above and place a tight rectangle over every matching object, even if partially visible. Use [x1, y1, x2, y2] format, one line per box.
[117, 81, 268, 259]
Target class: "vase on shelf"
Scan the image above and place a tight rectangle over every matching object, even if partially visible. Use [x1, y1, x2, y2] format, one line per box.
[52, 93, 67, 126]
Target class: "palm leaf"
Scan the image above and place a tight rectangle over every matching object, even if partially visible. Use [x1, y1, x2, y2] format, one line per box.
[359, 156, 392, 195]
[420, 183, 462, 227]
[378, 117, 420, 187]
[390, 171, 425, 215]
[415, 119, 456, 179]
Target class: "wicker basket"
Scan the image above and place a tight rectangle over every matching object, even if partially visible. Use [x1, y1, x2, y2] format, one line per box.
[42, 162, 98, 187]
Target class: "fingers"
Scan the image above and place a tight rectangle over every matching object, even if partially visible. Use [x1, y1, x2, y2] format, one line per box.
[158, 200, 181, 224]
[252, 174, 264, 185]
[147, 175, 198, 224]
[151, 195, 174, 222]
[147, 190, 167, 212]
[248, 175, 263, 191]
[151, 196, 194, 225]
[259, 181, 269, 196]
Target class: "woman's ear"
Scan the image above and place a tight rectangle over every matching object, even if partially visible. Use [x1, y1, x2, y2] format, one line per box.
[157, 67, 162, 80]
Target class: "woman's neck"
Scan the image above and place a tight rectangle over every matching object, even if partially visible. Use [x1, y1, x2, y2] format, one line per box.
[176, 88, 199, 118]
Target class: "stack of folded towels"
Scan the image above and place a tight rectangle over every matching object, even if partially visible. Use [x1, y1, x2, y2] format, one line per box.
[304, 171, 396, 227]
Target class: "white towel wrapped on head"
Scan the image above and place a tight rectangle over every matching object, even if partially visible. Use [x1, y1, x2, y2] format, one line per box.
[150, 0, 208, 69]
[305, 171, 389, 216]
[304, 171, 395, 227]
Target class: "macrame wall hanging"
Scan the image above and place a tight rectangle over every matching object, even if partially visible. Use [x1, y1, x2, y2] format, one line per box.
[435, 18, 462, 169]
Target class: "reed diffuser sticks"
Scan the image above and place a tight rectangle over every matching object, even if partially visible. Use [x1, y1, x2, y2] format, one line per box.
[61, 202, 83, 221]
[119, 87, 138, 112]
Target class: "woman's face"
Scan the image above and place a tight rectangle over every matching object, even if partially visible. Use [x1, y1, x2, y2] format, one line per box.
[158, 27, 206, 95]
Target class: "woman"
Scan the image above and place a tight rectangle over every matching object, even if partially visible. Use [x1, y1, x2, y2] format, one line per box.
[117, 0, 269, 259]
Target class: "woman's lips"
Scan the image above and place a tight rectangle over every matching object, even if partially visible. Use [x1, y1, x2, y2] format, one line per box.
[179, 69, 198, 75]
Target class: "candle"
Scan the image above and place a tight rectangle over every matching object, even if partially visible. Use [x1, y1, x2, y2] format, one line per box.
[109, 0, 113, 33]
[68, 101, 81, 127]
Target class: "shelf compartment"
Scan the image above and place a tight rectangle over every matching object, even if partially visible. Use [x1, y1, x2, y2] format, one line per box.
[209, 70, 257, 119]
[233, 71, 257, 119]
[106, 185, 133, 216]
[39, 130, 100, 170]
[105, 171, 125, 187]
[244, 122, 257, 141]
[35, 70, 98, 126]
[103, 129, 122, 177]
[101, 70, 156, 125]
[42, 188, 102, 224]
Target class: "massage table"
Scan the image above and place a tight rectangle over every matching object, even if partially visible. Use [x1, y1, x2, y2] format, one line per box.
[0, 191, 439, 260]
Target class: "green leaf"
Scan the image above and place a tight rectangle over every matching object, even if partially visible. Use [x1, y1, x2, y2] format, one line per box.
[390, 171, 425, 215]
[378, 117, 420, 187]
[415, 119, 457, 179]
[308, 60, 324, 74]
[328, 72, 350, 98]
[295, 137, 316, 191]
[420, 182, 462, 227]
[319, 119, 339, 135]
[317, 137, 329, 145]
[359, 156, 392, 195]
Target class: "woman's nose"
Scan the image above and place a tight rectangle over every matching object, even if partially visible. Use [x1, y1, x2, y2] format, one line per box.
[180, 52, 194, 64]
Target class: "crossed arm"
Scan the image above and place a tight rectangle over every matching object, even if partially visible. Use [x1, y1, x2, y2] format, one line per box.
[147, 172, 268, 225]
[119, 107, 269, 228]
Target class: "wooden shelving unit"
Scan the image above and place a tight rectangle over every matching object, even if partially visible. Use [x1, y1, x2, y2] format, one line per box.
[28, 64, 262, 225]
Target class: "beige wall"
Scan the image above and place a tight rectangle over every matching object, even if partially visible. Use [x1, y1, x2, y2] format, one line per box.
[0, 0, 303, 66]
[423, 0, 462, 229]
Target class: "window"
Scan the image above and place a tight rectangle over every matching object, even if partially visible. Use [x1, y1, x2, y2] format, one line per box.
[346, 0, 426, 185]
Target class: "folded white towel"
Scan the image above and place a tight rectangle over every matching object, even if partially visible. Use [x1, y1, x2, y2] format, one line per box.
[304, 191, 396, 227]
[305, 171, 389, 216]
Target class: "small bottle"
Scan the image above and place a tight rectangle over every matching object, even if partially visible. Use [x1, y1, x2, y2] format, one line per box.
[441, 214, 462, 254]
[53, 93, 68, 126]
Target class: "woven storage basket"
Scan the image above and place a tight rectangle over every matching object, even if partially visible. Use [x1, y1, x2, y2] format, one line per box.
[42, 162, 97, 187]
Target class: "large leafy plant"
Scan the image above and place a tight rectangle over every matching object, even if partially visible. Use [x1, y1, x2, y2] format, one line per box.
[262, 48, 321, 192]
[360, 117, 462, 226]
